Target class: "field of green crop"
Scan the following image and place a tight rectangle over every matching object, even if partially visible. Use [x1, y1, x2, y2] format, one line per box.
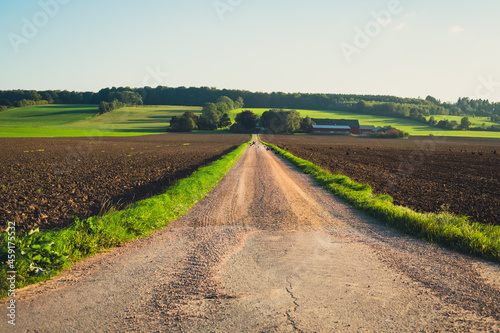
[231, 108, 500, 138]
[0, 105, 201, 137]
[0, 104, 98, 126]
[67, 105, 201, 133]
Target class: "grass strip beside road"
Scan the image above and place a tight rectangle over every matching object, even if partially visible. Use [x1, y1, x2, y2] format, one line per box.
[0, 139, 250, 298]
[261, 138, 500, 263]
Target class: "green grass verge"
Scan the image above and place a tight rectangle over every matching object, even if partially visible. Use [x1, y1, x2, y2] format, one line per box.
[0, 139, 249, 298]
[260, 138, 500, 262]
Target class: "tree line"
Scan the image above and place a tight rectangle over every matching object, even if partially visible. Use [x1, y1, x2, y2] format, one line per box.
[169, 96, 239, 132]
[98, 91, 143, 115]
[170, 101, 316, 134]
[231, 109, 314, 134]
[1, 87, 499, 126]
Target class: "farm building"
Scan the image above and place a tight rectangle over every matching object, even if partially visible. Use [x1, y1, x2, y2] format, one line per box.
[311, 119, 365, 135]
[359, 125, 375, 135]
[310, 125, 352, 134]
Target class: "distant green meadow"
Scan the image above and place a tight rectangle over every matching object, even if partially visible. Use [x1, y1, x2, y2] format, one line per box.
[427, 115, 498, 128]
[0, 104, 98, 126]
[230, 108, 500, 138]
[0, 105, 200, 138]
[67, 105, 201, 133]
[1, 105, 499, 138]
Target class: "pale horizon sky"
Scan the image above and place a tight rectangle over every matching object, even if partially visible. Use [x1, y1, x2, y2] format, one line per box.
[1, 0, 500, 103]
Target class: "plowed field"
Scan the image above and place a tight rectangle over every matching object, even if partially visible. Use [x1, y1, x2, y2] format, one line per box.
[0, 134, 248, 232]
[262, 135, 500, 226]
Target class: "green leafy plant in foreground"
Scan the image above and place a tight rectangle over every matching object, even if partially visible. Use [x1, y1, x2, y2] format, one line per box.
[0, 139, 250, 298]
[13, 228, 71, 277]
[261, 138, 500, 262]
[0, 228, 71, 292]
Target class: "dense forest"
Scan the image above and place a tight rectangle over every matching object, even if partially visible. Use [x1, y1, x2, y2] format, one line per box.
[1, 87, 499, 129]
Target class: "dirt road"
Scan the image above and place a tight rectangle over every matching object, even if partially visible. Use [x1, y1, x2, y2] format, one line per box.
[3, 135, 500, 332]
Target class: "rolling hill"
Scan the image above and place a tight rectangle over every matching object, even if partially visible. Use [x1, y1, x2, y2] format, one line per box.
[1, 105, 499, 138]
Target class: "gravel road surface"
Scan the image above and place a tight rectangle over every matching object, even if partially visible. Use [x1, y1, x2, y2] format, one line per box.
[3, 135, 499, 332]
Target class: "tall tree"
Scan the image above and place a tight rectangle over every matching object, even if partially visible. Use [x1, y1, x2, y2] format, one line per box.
[216, 102, 231, 114]
[261, 109, 301, 133]
[99, 101, 111, 115]
[234, 96, 244, 109]
[428, 116, 437, 126]
[300, 115, 315, 132]
[219, 113, 232, 128]
[460, 116, 471, 130]
[169, 112, 197, 132]
[217, 96, 234, 110]
[183, 111, 199, 127]
[235, 110, 258, 132]
[285, 110, 301, 133]
[177, 114, 196, 132]
[169, 116, 180, 131]
[198, 103, 220, 130]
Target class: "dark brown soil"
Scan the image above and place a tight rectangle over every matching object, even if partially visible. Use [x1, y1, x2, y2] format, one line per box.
[262, 135, 500, 226]
[0, 133, 249, 232]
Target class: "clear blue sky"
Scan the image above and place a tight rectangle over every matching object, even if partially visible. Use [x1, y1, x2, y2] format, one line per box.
[1, 0, 499, 103]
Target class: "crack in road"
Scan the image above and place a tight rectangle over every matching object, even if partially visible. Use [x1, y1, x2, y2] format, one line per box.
[286, 278, 304, 333]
